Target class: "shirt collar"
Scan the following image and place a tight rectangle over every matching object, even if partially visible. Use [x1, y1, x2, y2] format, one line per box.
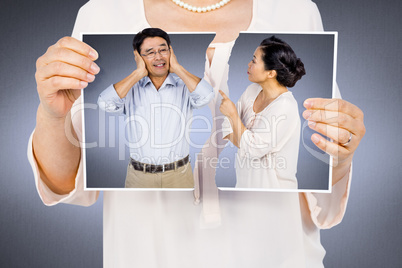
[140, 73, 178, 88]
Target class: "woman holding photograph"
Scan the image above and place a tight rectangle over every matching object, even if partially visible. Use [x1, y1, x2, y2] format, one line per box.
[30, 0, 366, 266]
[220, 36, 305, 189]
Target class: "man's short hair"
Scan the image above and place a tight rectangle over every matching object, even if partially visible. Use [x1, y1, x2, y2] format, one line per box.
[133, 28, 171, 53]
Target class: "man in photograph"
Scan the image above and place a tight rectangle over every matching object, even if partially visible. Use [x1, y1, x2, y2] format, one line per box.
[97, 28, 214, 188]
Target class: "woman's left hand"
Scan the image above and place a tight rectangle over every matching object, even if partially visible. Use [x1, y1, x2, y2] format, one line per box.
[302, 98, 366, 167]
[219, 90, 237, 118]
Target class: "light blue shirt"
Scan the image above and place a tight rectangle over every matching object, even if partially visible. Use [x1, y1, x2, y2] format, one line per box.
[98, 74, 214, 164]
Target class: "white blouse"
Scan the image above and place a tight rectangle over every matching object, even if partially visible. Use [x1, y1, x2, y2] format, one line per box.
[27, 0, 352, 267]
[222, 84, 300, 189]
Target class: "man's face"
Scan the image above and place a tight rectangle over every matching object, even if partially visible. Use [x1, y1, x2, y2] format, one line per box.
[139, 37, 170, 79]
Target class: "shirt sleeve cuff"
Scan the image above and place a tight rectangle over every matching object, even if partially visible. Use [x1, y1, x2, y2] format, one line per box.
[189, 79, 214, 107]
[98, 84, 126, 112]
[221, 116, 233, 140]
[304, 163, 352, 229]
[238, 129, 253, 159]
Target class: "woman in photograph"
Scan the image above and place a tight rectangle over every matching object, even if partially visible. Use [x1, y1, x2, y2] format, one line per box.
[220, 36, 305, 189]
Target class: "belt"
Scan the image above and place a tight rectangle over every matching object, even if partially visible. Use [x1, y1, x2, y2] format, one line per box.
[130, 155, 190, 173]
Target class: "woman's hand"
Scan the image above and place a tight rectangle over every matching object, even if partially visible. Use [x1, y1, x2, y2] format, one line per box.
[219, 90, 246, 148]
[302, 98, 366, 169]
[35, 36, 99, 120]
[219, 90, 237, 118]
[34, 37, 99, 194]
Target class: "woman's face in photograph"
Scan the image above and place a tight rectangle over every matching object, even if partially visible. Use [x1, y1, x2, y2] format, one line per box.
[247, 47, 269, 83]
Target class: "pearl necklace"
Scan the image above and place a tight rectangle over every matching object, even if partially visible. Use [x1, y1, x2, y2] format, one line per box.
[171, 0, 232, 13]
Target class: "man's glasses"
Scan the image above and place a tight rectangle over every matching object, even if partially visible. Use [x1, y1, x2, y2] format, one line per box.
[141, 48, 170, 59]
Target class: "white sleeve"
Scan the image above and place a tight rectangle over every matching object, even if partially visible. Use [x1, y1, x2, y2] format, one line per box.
[307, 0, 324, 31]
[303, 165, 352, 229]
[188, 79, 215, 109]
[98, 84, 127, 114]
[71, 1, 94, 40]
[71, 0, 106, 40]
[251, 0, 324, 32]
[27, 97, 99, 206]
[221, 102, 240, 140]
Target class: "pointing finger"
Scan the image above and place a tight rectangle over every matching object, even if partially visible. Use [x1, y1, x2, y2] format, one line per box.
[219, 90, 228, 99]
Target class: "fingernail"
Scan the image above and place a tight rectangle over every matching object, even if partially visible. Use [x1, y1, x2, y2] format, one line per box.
[302, 110, 312, 119]
[87, 73, 95, 82]
[304, 100, 313, 108]
[312, 134, 320, 144]
[90, 63, 100, 74]
[308, 121, 316, 128]
[80, 81, 88, 88]
[89, 50, 98, 60]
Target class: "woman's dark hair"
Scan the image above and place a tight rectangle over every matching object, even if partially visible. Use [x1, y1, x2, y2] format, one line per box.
[133, 28, 171, 53]
[259, 36, 306, 88]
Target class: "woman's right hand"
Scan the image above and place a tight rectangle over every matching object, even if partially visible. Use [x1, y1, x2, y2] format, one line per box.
[219, 90, 237, 118]
[35, 37, 100, 119]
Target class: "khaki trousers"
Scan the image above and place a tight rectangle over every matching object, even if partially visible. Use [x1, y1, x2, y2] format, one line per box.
[125, 162, 194, 188]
